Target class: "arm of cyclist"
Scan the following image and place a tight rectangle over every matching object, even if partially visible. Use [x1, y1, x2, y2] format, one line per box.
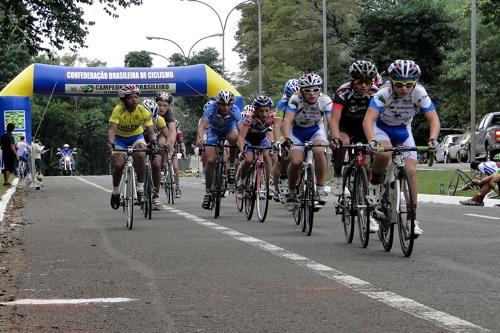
[107, 123, 117, 152]
[362, 107, 380, 152]
[197, 118, 208, 146]
[424, 109, 440, 152]
[166, 121, 176, 149]
[237, 124, 249, 153]
[281, 111, 295, 148]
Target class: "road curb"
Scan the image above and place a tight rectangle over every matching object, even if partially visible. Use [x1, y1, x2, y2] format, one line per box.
[0, 178, 20, 223]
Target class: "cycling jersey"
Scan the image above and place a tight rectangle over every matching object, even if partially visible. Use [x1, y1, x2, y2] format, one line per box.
[286, 94, 332, 129]
[152, 115, 167, 133]
[275, 95, 290, 120]
[202, 100, 242, 133]
[478, 161, 499, 176]
[242, 111, 274, 146]
[109, 103, 153, 137]
[159, 108, 175, 123]
[333, 82, 378, 142]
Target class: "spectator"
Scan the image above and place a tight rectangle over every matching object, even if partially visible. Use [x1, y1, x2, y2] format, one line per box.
[460, 154, 500, 206]
[15, 136, 30, 175]
[32, 138, 48, 180]
[0, 123, 19, 186]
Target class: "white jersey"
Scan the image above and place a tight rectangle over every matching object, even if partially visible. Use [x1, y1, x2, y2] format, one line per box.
[370, 84, 436, 127]
[16, 141, 29, 157]
[478, 161, 499, 176]
[286, 94, 332, 128]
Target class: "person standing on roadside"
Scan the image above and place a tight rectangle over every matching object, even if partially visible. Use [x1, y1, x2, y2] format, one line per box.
[0, 123, 18, 186]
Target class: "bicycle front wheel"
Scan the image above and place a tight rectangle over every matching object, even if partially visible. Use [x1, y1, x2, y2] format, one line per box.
[255, 162, 270, 223]
[244, 166, 255, 220]
[125, 167, 134, 230]
[341, 166, 355, 243]
[356, 167, 370, 248]
[303, 165, 315, 236]
[397, 168, 415, 257]
[144, 166, 153, 220]
[214, 159, 224, 219]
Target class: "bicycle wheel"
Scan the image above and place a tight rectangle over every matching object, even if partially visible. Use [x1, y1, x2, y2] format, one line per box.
[378, 182, 394, 252]
[125, 167, 134, 230]
[397, 168, 415, 257]
[165, 162, 175, 205]
[235, 188, 244, 212]
[341, 166, 355, 243]
[303, 165, 315, 236]
[244, 166, 255, 220]
[356, 167, 370, 248]
[447, 169, 476, 196]
[214, 159, 224, 219]
[255, 162, 270, 223]
[144, 166, 153, 220]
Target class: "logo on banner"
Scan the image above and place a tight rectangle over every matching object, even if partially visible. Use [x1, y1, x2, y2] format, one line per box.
[64, 83, 177, 95]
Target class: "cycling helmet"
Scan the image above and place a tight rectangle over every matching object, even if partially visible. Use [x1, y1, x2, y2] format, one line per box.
[142, 99, 159, 117]
[349, 60, 378, 80]
[253, 95, 273, 108]
[493, 153, 500, 161]
[298, 73, 323, 88]
[284, 79, 300, 98]
[118, 84, 140, 98]
[388, 60, 421, 80]
[63, 144, 70, 149]
[216, 90, 235, 104]
[242, 104, 255, 116]
[155, 91, 174, 103]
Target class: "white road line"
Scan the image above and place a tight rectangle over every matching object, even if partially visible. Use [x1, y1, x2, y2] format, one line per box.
[76, 176, 111, 193]
[1, 298, 137, 306]
[464, 213, 500, 220]
[79, 178, 490, 333]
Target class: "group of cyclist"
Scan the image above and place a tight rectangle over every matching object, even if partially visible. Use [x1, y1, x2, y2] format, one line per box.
[107, 58, 441, 237]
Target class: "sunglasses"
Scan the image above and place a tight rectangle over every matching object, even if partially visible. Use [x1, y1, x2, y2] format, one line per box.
[354, 79, 373, 86]
[302, 87, 321, 94]
[392, 80, 416, 88]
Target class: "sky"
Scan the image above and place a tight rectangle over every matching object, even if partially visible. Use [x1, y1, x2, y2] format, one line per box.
[76, 0, 246, 72]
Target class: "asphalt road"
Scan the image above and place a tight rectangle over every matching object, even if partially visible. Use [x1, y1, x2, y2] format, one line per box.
[7, 175, 500, 332]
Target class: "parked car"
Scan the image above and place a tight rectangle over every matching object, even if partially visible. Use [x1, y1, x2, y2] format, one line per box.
[474, 111, 500, 160]
[449, 132, 471, 162]
[436, 134, 462, 163]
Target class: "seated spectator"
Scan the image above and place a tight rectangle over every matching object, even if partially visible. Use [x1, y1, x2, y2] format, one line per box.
[460, 154, 500, 206]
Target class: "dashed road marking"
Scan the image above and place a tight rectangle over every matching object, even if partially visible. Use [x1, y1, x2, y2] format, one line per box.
[1, 298, 137, 306]
[464, 213, 500, 220]
[77, 177, 490, 333]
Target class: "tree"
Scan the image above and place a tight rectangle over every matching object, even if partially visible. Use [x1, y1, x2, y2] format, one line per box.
[124, 51, 153, 67]
[0, 0, 142, 55]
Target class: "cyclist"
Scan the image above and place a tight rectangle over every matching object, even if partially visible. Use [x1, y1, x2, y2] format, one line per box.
[459, 155, 500, 206]
[331, 61, 379, 194]
[107, 85, 156, 210]
[197, 90, 242, 209]
[142, 99, 171, 210]
[236, 96, 275, 199]
[363, 60, 440, 236]
[272, 78, 300, 202]
[172, 120, 186, 198]
[282, 73, 334, 209]
[155, 92, 177, 187]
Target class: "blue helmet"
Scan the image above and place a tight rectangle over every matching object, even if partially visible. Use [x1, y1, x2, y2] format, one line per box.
[253, 95, 273, 108]
[388, 60, 421, 80]
[284, 79, 300, 98]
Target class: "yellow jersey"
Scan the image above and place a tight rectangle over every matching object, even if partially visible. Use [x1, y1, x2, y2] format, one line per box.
[152, 115, 167, 134]
[109, 103, 154, 137]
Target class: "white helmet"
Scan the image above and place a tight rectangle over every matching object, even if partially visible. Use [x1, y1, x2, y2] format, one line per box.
[298, 73, 323, 88]
[142, 99, 159, 117]
[63, 144, 70, 149]
[242, 105, 254, 117]
[216, 90, 235, 104]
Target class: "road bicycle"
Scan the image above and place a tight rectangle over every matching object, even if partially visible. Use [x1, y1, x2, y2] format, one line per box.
[371, 146, 433, 257]
[334, 143, 371, 247]
[204, 142, 237, 219]
[163, 147, 175, 205]
[290, 141, 331, 236]
[142, 147, 156, 220]
[113, 146, 148, 230]
[239, 145, 272, 223]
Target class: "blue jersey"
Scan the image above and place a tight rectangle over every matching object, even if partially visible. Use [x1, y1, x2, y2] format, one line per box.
[202, 100, 242, 132]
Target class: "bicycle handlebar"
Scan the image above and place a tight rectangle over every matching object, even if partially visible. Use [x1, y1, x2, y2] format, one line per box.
[377, 146, 432, 153]
[203, 143, 239, 149]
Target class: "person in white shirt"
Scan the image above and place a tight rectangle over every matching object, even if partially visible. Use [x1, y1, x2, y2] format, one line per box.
[15, 136, 30, 175]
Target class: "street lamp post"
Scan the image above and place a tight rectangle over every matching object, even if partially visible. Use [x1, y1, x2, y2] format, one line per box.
[181, 0, 262, 94]
[146, 34, 222, 63]
[146, 51, 171, 65]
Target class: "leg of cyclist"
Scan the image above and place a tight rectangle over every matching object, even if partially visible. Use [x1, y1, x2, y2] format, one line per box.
[152, 137, 164, 210]
[286, 147, 304, 211]
[331, 132, 350, 196]
[271, 148, 281, 201]
[312, 143, 328, 205]
[226, 130, 239, 190]
[402, 135, 423, 236]
[110, 153, 126, 209]
[236, 148, 254, 199]
[132, 140, 147, 204]
[172, 152, 182, 198]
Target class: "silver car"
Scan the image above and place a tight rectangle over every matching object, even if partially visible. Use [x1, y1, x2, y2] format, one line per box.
[436, 134, 462, 163]
[449, 132, 471, 162]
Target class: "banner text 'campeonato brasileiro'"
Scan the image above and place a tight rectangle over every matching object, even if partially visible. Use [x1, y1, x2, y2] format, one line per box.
[66, 70, 175, 81]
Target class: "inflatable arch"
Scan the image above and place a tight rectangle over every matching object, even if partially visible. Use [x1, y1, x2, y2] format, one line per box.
[0, 63, 243, 143]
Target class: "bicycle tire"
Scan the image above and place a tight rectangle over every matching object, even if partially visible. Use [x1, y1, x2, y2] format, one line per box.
[144, 165, 153, 220]
[378, 178, 394, 252]
[256, 162, 270, 223]
[356, 167, 370, 248]
[341, 166, 355, 243]
[304, 164, 315, 236]
[214, 159, 224, 219]
[235, 188, 244, 212]
[244, 166, 255, 220]
[125, 167, 134, 230]
[293, 172, 303, 226]
[165, 162, 175, 205]
[397, 168, 415, 257]
[447, 169, 475, 196]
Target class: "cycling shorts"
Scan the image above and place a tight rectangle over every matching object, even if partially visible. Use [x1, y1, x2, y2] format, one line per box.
[206, 127, 238, 145]
[113, 133, 147, 153]
[374, 122, 417, 160]
[244, 137, 270, 153]
[289, 124, 327, 151]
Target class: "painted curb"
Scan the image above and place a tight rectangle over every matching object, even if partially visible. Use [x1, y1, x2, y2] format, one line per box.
[0, 178, 20, 223]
